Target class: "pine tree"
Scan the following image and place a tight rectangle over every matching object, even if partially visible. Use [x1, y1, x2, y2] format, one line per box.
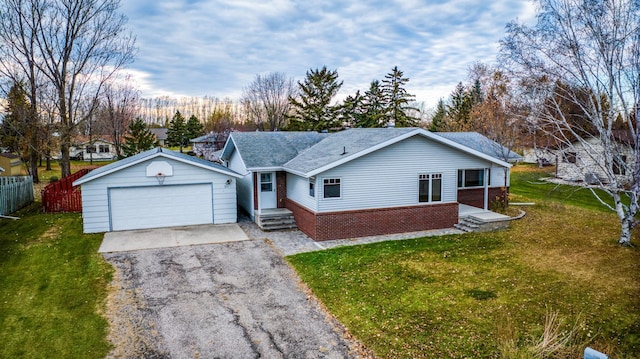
[166, 111, 187, 152]
[381, 66, 419, 127]
[360, 80, 387, 127]
[429, 98, 448, 132]
[340, 90, 365, 128]
[0, 82, 30, 154]
[447, 82, 475, 131]
[287, 66, 343, 131]
[121, 118, 157, 157]
[186, 115, 204, 141]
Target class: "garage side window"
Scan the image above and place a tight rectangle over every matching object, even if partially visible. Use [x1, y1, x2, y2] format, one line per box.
[323, 178, 341, 198]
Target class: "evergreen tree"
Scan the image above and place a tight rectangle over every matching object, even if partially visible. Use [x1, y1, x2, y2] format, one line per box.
[340, 90, 365, 128]
[121, 118, 157, 157]
[381, 66, 419, 127]
[166, 110, 188, 152]
[287, 66, 343, 131]
[447, 82, 475, 131]
[0, 82, 30, 154]
[428, 98, 448, 132]
[360, 80, 387, 127]
[186, 115, 204, 140]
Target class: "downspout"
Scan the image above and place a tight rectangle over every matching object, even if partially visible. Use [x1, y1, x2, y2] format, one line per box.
[484, 167, 489, 211]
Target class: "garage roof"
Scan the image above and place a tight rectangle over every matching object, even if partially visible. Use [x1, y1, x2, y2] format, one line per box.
[73, 147, 242, 186]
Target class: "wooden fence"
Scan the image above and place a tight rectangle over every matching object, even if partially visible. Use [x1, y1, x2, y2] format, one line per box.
[41, 168, 94, 213]
[0, 176, 34, 215]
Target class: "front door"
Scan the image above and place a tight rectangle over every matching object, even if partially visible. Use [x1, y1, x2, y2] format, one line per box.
[259, 172, 277, 209]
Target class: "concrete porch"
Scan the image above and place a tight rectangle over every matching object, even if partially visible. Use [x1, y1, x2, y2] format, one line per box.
[256, 208, 298, 231]
[456, 204, 511, 232]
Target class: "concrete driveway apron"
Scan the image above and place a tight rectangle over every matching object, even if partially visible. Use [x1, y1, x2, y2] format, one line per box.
[103, 238, 361, 358]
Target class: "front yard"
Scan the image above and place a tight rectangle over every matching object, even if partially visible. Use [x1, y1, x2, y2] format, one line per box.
[288, 165, 640, 358]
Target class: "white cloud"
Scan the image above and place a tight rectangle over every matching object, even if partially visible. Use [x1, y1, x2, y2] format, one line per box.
[120, 0, 535, 107]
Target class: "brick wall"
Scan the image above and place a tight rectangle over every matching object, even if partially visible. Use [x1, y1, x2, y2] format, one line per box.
[285, 198, 317, 239]
[286, 199, 458, 241]
[457, 187, 508, 209]
[276, 171, 287, 209]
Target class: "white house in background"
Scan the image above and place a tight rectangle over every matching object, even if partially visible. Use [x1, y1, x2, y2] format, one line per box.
[73, 147, 242, 233]
[70, 138, 117, 161]
[221, 128, 518, 241]
[149, 128, 168, 146]
[555, 137, 634, 184]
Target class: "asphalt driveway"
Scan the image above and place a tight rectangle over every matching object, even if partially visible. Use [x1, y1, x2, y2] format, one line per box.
[103, 238, 363, 358]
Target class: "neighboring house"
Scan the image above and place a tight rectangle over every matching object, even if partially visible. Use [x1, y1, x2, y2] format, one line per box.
[522, 147, 556, 166]
[221, 128, 514, 241]
[70, 138, 117, 161]
[73, 147, 242, 233]
[191, 131, 230, 162]
[150, 128, 168, 146]
[0, 153, 22, 176]
[556, 137, 633, 184]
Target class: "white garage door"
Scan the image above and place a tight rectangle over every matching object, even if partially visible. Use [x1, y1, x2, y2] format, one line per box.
[109, 184, 213, 231]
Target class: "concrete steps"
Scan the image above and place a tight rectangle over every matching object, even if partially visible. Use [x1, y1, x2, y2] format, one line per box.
[257, 209, 298, 231]
[455, 212, 512, 233]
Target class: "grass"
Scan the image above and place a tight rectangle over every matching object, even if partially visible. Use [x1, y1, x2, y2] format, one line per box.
[288, 165, 640, 358]
[0, 203, 113, 357]
[509, 164, 623, 212]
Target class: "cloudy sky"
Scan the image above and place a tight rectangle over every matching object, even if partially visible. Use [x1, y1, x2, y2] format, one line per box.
[120, 0, 536, 108]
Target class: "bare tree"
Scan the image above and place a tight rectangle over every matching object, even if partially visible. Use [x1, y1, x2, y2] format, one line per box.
[242, 72, 296, 131]
[501, 0, 640, 245]
[34, 0, 135, 177]
[98, 74, 139, 158]
[0, 0, 48, 182]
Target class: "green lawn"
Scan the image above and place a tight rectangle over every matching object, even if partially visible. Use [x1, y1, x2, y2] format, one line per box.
[288, 165, 640, 358]
[0, 203, 113, 358]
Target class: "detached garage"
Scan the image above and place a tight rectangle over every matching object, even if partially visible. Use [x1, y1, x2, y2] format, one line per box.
[73, 148, 242, 233]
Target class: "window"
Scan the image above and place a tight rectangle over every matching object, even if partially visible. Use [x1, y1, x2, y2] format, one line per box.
[309, 177, 315, 197]
[419, 174, 442, 203]
[99, 145, 110, 153]
[260, 173, 273, 192]
[458, 169, 490, 188]
[86, 145, 96, 153]
[323, 178, 341, 198]
[614, 156, 627, 175]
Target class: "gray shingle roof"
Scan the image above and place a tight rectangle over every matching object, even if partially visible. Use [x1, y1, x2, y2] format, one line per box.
[225, 128, 514, 176]
[283, 128, 416, 174]
[435, 132, 522, 162]
[74, 147, 240, 185]
[228, 131, 328, 168]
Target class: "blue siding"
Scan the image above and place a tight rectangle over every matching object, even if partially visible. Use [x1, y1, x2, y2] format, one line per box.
[80, 157, 237, 233]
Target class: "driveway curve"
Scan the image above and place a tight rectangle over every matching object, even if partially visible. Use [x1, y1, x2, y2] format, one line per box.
[103, 239, 363, 358]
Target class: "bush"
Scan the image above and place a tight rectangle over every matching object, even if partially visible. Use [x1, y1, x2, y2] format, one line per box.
[49, 176, 58, 183]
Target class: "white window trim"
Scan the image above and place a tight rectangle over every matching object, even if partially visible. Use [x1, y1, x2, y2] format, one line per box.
[419, 173, 443, 203]
[322, 177, 342, 199]
[309, 177, 315, 197]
